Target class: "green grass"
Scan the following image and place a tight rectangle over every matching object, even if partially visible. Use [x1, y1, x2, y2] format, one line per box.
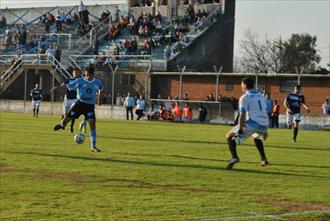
[0, 112, 329, 221]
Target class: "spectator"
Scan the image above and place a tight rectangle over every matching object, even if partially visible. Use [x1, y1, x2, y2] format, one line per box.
[198, 103, 208, 122]
[182, 103, 192, 122]
[54, 45, 62, 63]
[183, 93, 189, 100]
[46, 45, 55, 60]
[135, 95, 146, 120]
[172, 102, 183, 121]
[206, 93, 215, 101]
[115, 6, 121, 22]
[56, 14, 62, 31]
[78, 1, 85, 20]
[272, 100, 280, 128]
[321, 99, 330, 116]
[124, 92, 135, 120]
[0, 15, 6, 28]
[92, 38, 99, 55]
[265, 93, 273, 125]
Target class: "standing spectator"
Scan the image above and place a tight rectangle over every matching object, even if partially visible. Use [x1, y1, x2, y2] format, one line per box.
[265, 93, 273, 125]
[5, 27, 12, 49]
[321, 99, 330, 116]
[56, 14, 62, 31]
[135, 95, 146, 120]
[46, 46, 55, 60]
[92, 38, 99, 55]
[172, 102, 182, 121]
[115, 6, 121, 22]
[182, 103, 192, 122]
[272, 100, 280, 128]
[124, 92, 135, 120]
[0, 15, 7, 28]
[78, 1, 85, 20]
[198, 103, 208, 122]
[54, 45, 62, 63]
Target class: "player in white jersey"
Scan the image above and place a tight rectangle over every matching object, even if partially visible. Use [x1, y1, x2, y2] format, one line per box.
[225, 77, 269, 169]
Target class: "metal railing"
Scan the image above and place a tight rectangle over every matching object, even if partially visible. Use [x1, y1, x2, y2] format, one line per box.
[69, 54, 153, 70]
[0, 54, 72, 85]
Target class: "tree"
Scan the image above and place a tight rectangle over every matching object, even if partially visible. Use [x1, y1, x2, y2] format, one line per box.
[239, 31, 322, 74]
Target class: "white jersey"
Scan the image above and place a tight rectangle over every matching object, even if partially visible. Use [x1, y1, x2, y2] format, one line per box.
[239, 90, 269, 127]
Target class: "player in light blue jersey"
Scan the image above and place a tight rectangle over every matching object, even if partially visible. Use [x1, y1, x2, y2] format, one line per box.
[53, 66, 103, 152]
[225, 77, 269, 169]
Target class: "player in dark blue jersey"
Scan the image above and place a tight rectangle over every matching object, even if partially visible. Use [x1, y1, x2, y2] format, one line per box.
[284, 85, 310, 142]
[30, 83, 43, 117]
[51, 69, 83, 133]
[53, 66, 103, 152]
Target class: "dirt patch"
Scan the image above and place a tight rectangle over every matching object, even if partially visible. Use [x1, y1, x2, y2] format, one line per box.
[262, 198, 330, 213]
[40, 172, 84, 183]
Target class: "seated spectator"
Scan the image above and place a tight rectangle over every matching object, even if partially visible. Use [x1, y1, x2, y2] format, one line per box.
[108, 25, 120, 41]
[206, 93, 215, 101]
[131, 38, 138, 52]
[182, 103, 192, 122]
[46, 45, 55, 60]
[99, 52, 107, 66]
[119, 16, 128, 28]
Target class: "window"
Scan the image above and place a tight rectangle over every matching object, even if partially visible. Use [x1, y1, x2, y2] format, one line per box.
[225, 83, 233, 91]
[280, 80, 297, 93]
[257, 83, 266, 93]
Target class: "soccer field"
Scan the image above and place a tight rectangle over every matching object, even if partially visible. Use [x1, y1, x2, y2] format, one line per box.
[0, 112, 329, 221]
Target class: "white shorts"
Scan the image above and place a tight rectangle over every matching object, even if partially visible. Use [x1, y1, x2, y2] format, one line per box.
[287, 113, 301, 125]
[63, 98, 77, 114]
[231, 121, 268, 145]
[32, 100, 41, 108]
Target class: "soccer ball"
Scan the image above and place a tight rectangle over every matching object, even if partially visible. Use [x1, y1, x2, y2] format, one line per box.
[74, 133, 85, 144]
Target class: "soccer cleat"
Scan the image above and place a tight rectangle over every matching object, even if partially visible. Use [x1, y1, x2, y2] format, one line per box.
[226, 158, 240, 170]
[91, 147, 101, 152]
[53, 124, 65, 131]
[261, 159, 269, 167]
[293, 138, 296, 142]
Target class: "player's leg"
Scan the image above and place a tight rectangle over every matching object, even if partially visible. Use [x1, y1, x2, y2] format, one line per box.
[36, 101, 41, 117]
[32, 101, 36, 117]
[292, 113, 301, 142]
[126, 107, 129, 120]
[54, 102, 79, 130]
[79, 117, 88, 133]
[254, 138, 268, 166]
[88, 119, 100, 152]
[287, 113, 293, 129]
[225, 127, 240, 169]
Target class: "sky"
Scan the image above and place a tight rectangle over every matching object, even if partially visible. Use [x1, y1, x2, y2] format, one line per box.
[1, 0, 329, 67]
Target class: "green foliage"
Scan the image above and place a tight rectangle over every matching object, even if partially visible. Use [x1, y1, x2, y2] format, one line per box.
[1, 112, 329, 220]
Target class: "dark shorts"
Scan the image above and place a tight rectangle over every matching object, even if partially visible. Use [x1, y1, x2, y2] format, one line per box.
[67, 101, 95, 119]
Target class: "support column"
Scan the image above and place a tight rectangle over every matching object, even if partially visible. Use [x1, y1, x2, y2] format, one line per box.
[51, 71, 55, 115]
[255, 74, 258, 90]
[24, 70, 27, 113]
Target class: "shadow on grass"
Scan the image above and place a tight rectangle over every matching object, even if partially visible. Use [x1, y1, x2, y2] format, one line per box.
[98, 135, 330, 152]
[111, 152, 330, 170]
[6, 151, 329, 179]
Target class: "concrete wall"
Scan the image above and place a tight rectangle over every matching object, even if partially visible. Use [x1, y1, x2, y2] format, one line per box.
[1, 99, 330, 130]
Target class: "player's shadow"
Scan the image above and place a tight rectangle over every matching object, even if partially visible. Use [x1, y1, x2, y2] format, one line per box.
[7, 151, 329, 179]
[99, 135, 330, 152]
[111, 152, 330, 170]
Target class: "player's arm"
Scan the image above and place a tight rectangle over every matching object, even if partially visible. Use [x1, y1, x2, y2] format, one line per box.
[97, 80, 103, 106]
[284, 97, 292, 113]
[238, 95, 248, 133]
[238, 112, 246, 133]
[50, 82, 66, 92]
[301, 96, 310, 113]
